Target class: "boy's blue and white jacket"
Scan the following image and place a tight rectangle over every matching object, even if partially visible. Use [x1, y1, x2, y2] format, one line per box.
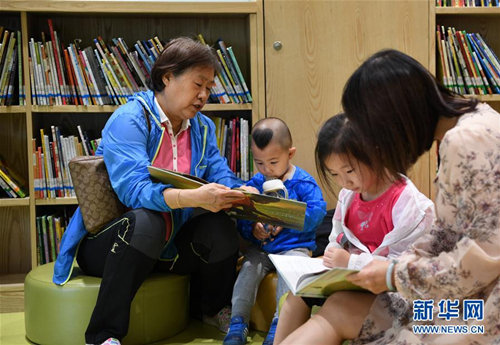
[53, 90, 242, 285]
[238, 167, 327, 254]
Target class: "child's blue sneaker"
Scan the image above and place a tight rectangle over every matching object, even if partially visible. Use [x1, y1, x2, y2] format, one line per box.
[223, 316, 249, 345]
[262, 317, 278, 345]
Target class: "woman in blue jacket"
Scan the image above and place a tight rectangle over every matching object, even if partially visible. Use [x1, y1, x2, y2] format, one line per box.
[53, 37, 250, 345]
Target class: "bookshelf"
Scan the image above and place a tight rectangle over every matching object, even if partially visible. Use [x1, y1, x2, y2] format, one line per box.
[0, 0, 264, 295]
[430, 1, 500, 198]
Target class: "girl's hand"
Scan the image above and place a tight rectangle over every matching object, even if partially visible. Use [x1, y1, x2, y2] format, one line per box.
[346, 260, 391, 294]
[252, 222, 269, 241]
[237, 185, 260, 194]
[184, 183, 246, 212]
[323, 247, 351, 268]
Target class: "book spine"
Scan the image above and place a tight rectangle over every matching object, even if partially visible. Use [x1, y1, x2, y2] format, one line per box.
[80, 50, 102, 105]
[47, 19, 67, 105]
[4, 48, 17, 106]
[31, 138, 39, 199]
[63, 49, 78, 105]
[41, 216, 50, 263]
[0, 175, 17, 198]
[29, 57, 37, 105]
[47, 215, 57, 261]
[227, 46, 252, 102]
[17, 31, 24, 105]
[0, 33, 16, 104]
[0, 167, 25, 198]
[217, 40, 247, 102]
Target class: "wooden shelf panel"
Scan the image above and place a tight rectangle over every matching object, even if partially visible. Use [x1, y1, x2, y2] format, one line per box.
[31, 103, 252, 113]
[0, 273, 26, 292]
[204, 103, 252, 111]
[0, 198, 30, 207]
[436, 7, 500, 15]
[0, 106, 26, 113]
[464, 94, 500, 102]
[32, 105, 118, 113]
[3, 1, 258, 14]
[35, 197, 78, 205]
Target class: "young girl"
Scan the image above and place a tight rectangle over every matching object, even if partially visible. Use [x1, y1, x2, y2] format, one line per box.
[274, 113, 435, 344]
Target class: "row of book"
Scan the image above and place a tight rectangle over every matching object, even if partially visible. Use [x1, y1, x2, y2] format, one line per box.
[36, 212, 70, 265]
[34, 125, 100, 199]
[436, 0, 500, 6]
[198, 34, 252, 104]
[0, 155, 28, 198]
[0, 27, 24, 106]
[213, 117, 253, 181]
[436, 26, 500, 95]
[28, 19, 251, 106]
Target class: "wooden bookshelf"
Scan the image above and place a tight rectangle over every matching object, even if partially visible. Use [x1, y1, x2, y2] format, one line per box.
[0, 0, 264, 292]
[430, 2, 500, 199]
[0, 198, 30, 207]
[35, 197, 78, 206]
[436, 7, 500, 15]
[31, 103, 253, 113]
[0, 106, 27, 113]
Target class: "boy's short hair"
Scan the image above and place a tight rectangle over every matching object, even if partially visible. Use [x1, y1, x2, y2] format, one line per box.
[251, 117, 292, 150]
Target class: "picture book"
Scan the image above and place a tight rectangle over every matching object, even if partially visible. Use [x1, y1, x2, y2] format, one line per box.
[269, 254, 364, 298]
[148, 166, 307, 230]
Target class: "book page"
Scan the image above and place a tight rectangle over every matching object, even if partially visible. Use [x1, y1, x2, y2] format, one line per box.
[148, 166, 307, 230]
[148, 166, 207, 189]
[269, 255, 329, 294]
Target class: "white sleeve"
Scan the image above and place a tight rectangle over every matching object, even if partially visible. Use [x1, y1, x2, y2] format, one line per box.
[387, 190, 435, 259]
[324, 192, 346, 253]
[348, 252, 389, 270]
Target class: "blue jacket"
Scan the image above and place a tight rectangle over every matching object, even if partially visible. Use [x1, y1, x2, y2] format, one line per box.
[238, 167, 327, 253]
[53, 90, 242, 285]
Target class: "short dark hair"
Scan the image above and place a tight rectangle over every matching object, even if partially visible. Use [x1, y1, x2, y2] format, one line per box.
[342, 49, 478, 181]
[315, 113, 372, 196]
[147, 37, 220, 92]
[251, 117, 293, 150]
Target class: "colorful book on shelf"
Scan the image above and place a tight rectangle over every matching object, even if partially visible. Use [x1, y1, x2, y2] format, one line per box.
[0, 156, 27, 198]
[269, 255, 364, 298]
[47, 215, 57, 262]
[148, 166, 307, 230]
[41, 215, 51, 263]
[227, 46, 252, 102]
[470, 34, 500, 92]
[466, 33, 498, 94]
[18, 30, 24, 105]
[0, 175, 17, 198]
[216, 39, 247, 103]
[36, 217, 46, 265]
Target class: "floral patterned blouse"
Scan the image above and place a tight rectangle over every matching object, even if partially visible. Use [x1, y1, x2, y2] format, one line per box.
[354, 103, 500, 345]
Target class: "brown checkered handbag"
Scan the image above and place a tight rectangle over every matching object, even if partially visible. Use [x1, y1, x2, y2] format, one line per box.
[69, 155, 124, 234]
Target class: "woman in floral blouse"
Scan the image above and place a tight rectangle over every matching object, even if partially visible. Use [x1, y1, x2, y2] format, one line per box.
[278, 50, 500, 345]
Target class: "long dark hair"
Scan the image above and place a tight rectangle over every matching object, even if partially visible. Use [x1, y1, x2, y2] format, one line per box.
[342, 49, 478, 181]
[315, 113, 372, 196]
[147, 37, 220, 92]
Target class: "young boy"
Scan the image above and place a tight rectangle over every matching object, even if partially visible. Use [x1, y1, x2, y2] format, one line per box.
[223, 118, 327, 345]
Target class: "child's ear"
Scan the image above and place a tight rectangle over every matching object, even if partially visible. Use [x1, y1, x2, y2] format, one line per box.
[289, 146, 297, 159]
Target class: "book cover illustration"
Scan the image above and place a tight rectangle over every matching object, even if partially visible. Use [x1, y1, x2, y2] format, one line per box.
[148, 166, 307, 230]
[269, 255, 363, 298]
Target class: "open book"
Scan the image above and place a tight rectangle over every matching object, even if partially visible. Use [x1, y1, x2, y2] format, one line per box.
[148, 166, 307, 230]
[269, 254, 364, 298]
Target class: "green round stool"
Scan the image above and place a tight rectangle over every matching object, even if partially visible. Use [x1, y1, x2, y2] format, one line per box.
[25, 262, 190, 345]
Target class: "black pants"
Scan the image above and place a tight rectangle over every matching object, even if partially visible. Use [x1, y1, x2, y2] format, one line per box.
[77, 208, 239, 344]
